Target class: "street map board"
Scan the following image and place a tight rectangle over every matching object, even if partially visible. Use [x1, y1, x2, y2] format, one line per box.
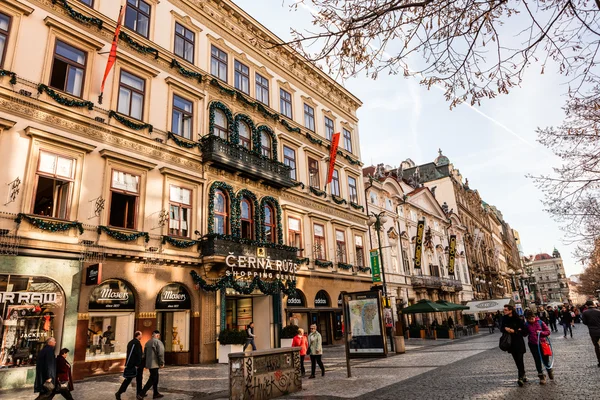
[342, 290, 387, 358]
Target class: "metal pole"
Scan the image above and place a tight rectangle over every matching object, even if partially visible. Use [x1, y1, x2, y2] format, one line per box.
[341, 291, 351, 378]
[375, 214, 395, 353]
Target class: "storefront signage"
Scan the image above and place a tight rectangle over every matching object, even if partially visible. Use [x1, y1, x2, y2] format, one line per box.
[441, 285, 455, 293]
[155, 283, 191, 310]
[448, 235, 456, 275]
[0, 292, 58, 304]
[85, 263, 102, 286]
[370, 250, 381, 283]
[89, 280, 135, 310]
[286, 291, 305, 307]
[224, 253, 298, 281]
[414, 220, 425, 268]
[315, 290, 330, 307]
[475, 301, 499, 309]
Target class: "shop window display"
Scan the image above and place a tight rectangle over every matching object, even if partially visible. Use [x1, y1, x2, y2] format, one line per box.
[157, 311, 189, 352]
[225, 297, 253, 331]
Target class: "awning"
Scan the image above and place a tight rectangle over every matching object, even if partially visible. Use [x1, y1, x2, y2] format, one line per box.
[436, 300, 469, 311]
[464, 299, 512, 314]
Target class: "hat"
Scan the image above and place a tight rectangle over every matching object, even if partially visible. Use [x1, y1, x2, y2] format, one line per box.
[585, 300, 595, 307]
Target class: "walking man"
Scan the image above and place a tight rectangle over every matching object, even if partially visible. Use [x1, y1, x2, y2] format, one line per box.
[560, 305, 573, 338]
[243, 322, 257, 351]
[34, 337, 57, 400]
[138, 330, 165, 399]
[581, 300, 600, 367]
[116, 331, 143, 399]
[547, 306, 558, 333]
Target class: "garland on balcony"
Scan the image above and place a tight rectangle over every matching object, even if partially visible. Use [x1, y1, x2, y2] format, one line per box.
[358, 266, 371, 273]
[0, 69, 17, 85]
[119, 31, 159, 59]
[235, 91, 258, 109]
[256, 125, 278, 160]
[296, 257, 310, 265]
[232, 113, 255, 146]
[337, 262, 354, 270]
[309, 186, 327, 198]
[203, 233, 298, 253]
[108, 111, 153, 132]
[190, 270, 296, 296]
[256, 103, 280, 122]
[162, 235, 198, 248]
[170, 59, 202, 82]
[236, 189, 260, 239]
[207, 181, 237, 235]
[280, 119, 301, 133]
[52, 0, 103, 29]
[305, 132, 324, 146]
[208, 101, 234, 140]
[97, 226, 150, 242]
[15, 213, 84, 234]
[167, 131, 199, 148]
[331, 195, 347, 205]
[260, 196, 284, 244]
[315, 259, 333, 268]
[210, 78, 236, 96]
[37, 84, 94, 110]
[350, 202, 364, 211]
[291, 181, 305, 189]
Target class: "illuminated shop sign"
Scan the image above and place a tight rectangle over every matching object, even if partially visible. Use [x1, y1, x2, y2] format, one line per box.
[224, 251, 298, 281]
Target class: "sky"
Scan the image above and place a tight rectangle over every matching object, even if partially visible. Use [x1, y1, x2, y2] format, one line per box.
[233, 0, 582, 276]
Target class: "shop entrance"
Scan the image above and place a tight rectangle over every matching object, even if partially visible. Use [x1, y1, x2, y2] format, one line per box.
[225, 290, 273, 350]
[155, 283, 192, 365]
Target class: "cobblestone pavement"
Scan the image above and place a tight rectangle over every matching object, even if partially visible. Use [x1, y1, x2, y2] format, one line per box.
[2, 324, 598, 399]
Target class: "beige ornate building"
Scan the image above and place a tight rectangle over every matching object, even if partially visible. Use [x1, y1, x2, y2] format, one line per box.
[0, 0, 370, 388]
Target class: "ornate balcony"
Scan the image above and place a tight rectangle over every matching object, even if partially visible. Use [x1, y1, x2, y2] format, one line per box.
[200, 135, 294, 188]
[200, 234, 298, 262]
[411, 275, 463, 292]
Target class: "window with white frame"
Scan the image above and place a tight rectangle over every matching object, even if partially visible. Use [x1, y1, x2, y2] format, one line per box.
[355, 235, 364, 267]
[169, 186, 191, 237]
[50, 40, 86, 97]
[336, 230, 346, 263]
[210, 45, 227, 82]
[255, 73, 269, 105]
[109, 170, 140, 229]
[313, 224, 326, 260]
[117, 70, 145, 120]
[33, 151, 75, 219]
[288, 217, 302, 256]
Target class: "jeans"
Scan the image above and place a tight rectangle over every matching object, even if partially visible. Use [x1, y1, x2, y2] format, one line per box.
[300, 355, 306, 375]
[243, 338, 257, 351]
[528, 342, 550, 374]
[549, 320, 558, 332]
[141, 368, 160, 395]
[511, 351, 525, 379]
[591, 335, 600, 363]
[309, 355, 324, 377]
[117, 366, 143, 395]
[563, 323, 573, 337]
[488, 325, 495, 334]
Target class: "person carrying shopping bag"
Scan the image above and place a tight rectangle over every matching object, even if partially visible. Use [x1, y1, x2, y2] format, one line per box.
[523, 311, 553, 385]
[308, 324, 325, 379]
[500, 304, 528, 387]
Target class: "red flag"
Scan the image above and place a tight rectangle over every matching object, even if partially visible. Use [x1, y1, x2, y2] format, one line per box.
[99, 5, 125, 103]
[326, 132, 341, 185]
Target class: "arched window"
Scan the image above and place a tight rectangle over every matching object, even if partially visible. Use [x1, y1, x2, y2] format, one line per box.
[240, 197, 253, 239]
[238, 121, 251, 149]
[264, 204, 275, 242]
[260, 132, 271, 157]
[213, 189, 228, 234]
[213, 109, 229, 140]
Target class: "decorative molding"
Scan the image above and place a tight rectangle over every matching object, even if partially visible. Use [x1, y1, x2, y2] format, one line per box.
[165, 76, 202, 99]
[115, 50, 161, 77]
[77, 313, 89, 320]
[138, 312, 157, 318]
[301, 95, 318, 108]
[5, 0, 35, 15]
[159, 166, 205, 184]
[44, 16, 104, 50]
[170, 10, 204, 33]
[0, 117, 17, 130]
[99, 149, 158, 170]
[25, 126, 97, 153]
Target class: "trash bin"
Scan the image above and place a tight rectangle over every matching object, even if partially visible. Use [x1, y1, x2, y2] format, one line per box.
[393, 336, 406, 354]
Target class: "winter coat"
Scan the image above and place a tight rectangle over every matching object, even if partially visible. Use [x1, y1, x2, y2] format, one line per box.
[560, 310, 573, 325]
[124, 338, 143, 377]
[523, 318, 551, 345]
[582, 308, 600, 336]
[55, 356, 74, 391]
[144, 337, 165, 369]
[291, 334, 308, 356]
[501, 314, 526, 354]
[34, 345, 56, 393]
[548, 310, 558, 322]
[308, 331, 323, 355]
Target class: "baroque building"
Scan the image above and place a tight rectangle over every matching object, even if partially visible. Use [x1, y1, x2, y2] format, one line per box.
[0, 0, 369, 388]
[528, 249, 570, 303]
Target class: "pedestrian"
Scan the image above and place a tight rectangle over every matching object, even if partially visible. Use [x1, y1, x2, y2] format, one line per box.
[447, 316, 454, 328]
[35, 337, 57, 400]
[581, 300, 600, 368]
[560, 306, 573, 338]
[523, 311, 553, 385]
[243, 322, 257, 351]
[137, 330, 165, 400]
[308, 324, 325, 379]
[116, 331, 143, 399]
[537, 307, 549, 325]
[500, 304, 528, 387]
[547, 306, 558, 333]
[54, 348, 74, 399]
[486, 313, 495, 334]
[291, 328, 308, 376]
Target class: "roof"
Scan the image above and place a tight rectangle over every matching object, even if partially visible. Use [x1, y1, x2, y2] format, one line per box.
[406, 187, 428, 197]
[534, 253, 553, 261]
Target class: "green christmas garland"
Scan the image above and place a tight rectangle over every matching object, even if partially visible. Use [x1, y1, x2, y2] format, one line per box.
[296, 257, 310, 265]
[98, 226, 150, 242]
[108, 111, 153, 132]
[0, 69, 17, 85]
[236, 189, 260, 239]
[358, 266, 371, 273]
[207, 181, 237, 235]
[337, 262, 354, 270]
[119, 31, 159, 59]
[260, 196, 283, 244]
[350, 202, 365, 211]
[37, 84, 94, 110]
[170, 59, 202, 82]
[256, 103, 280, 122]
[315, 259, 333, 268]
[162, 235, 198, 248]
[331, 195, 347, 205]
[52, 0, 103, 30]
[190, 270, 296, 296]
[280, 119, 301, 133]
[291, 181, 305, 189]
[233, 113, 256, 146]
[210, 78, 236, 96]
[167, 131, 199, 148]
[235, 91, 258, 109]
[305, 132, 324, 146]
[203, 233, 298, 253]
[208, 101, 234, 141]
[309, 186, 327, 198]
[256, 125, 278, 160]
[15, 213, 84, 234]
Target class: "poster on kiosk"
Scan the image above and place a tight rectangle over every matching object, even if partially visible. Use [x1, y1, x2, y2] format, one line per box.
[341, 290, 387, 358]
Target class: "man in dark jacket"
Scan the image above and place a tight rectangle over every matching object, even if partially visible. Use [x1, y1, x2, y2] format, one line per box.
[547, 306, 558, 332]
[582, 300, 600, 367]
[560, 306, 573, 338]
[34, 337, 56, 400]
[138, 330, 165, 400]
[116, 331, 144, 399]
[500, 304, 528, 387]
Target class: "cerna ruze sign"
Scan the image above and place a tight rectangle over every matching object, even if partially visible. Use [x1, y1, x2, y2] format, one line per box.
[224, 249, 298, 281]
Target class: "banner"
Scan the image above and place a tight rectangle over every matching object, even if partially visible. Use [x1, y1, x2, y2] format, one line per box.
[326, 132, 341, 185]
[370, 249, 381, 283]
[448, 235, 457, 275]
[99, 5, 125, 103]
[414, 220, 425, 269]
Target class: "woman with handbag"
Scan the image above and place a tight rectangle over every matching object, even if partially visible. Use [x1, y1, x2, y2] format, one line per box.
[524, 311, 553, 384]
[54, 348, 74, 400]
[500, 304, 527, 387]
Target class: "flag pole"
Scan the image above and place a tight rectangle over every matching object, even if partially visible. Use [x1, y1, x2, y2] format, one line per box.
[99, 5, 125, 104]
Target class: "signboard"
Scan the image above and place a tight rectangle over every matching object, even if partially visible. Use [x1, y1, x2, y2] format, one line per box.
[512, 291, 521, 302]
[414, 220, 425, 269]
[85, 263, 102, 286]
[524, 286, 529, 296]
[155, 283, 191, 310]
[225, 253, 297, 281]
[89, 279, 135, 311]
[370, 250, 381, 283]
[314, 290, 330, 307]
[341, 290, 387, 358]
[286, 290, 305, 307]
[448, 235, 456, 275]
[0, 292, 58, 304]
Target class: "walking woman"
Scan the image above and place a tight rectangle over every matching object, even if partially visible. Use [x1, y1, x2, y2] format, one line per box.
[501, 304, 528, 386]
[291, 328, 308, 376]
[523, 311, 553, 385]
[54, 348, 74, 400]
[560, 306, 573, 338]
[308, 324, 325, 379]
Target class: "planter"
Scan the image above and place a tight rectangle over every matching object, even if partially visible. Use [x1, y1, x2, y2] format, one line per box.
[435, 329, 450, 339]
[420, 329, 426, 339]
[218, 344, 244, 364]
[474, 325, 479, 334]
[408, 328, 420, 339]
[393, 336, 406, 354]
[449, 329, 455, 340]
[280, 338, 294, 348]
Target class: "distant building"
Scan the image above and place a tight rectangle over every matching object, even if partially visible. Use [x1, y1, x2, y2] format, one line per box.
[528, 249, 570, 303]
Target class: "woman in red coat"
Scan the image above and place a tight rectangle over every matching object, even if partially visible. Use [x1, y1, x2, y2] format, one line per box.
[55, 348, 74, 399]
[291, 328, 308, 376]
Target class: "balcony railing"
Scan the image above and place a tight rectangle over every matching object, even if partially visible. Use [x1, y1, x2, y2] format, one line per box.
[200, 135, 294, 188]
[200, 234, 297, 261]
[411, 275, 464, 292]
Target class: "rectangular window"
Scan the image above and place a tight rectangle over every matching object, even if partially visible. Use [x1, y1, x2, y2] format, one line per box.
[234, 60, 249, 94]
[324, 117, 334, 141]
[331, 170, 340, 197]
[348, 176, 358, 203]
[171, 94, 193, 139]
[124, 0, 150, 38]
[402, 248, 410, 273]
[288, 217, 302, 257]
[280, 89, 292, 119]
[117, 70, 145, 120]
[308, 157, 320, 189]
[33, 151, 75, 219]
[336, 230, 346, 263]
[211, 45, 228, 82]
[283, 146, 296, 180]
[355, 235, 364, 267]
[109, 170, 139, 229]
[343, 128, 353, 153]
[304, 104, 315, 131]
[174, 22, 194, 64]
[169, 185, 191, 237]
[0, 13, 10, 68]
[255, 73, 269, 106]
[313, 224, 326, 260]
[49, 40, 86, 97]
